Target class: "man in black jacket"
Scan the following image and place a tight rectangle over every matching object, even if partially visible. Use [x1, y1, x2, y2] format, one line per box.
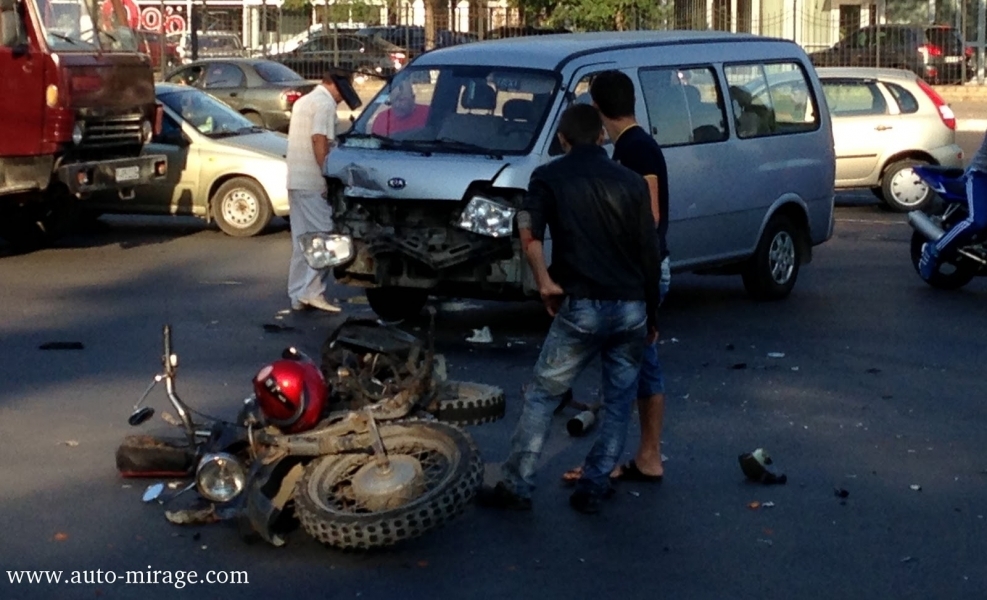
[477, 104, 662, 514]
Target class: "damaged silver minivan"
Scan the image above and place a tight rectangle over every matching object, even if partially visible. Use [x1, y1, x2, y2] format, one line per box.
[315, 31, 836, 321]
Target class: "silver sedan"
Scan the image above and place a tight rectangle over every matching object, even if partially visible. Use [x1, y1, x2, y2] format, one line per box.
[816, 67, 964, 211]
[88, 84, 289, 237]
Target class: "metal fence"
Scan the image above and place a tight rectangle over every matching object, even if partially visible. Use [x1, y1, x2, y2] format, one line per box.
[148, 0, 987, 84]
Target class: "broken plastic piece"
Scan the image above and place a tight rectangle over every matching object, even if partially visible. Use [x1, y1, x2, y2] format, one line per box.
[165, 506, 219, 525]
[767, 352, 785, 358]
[910, 484, 922, 491]
[739, 448, 788, 485]
[466, 326, 493, 344]
[834, 488, 850, 498]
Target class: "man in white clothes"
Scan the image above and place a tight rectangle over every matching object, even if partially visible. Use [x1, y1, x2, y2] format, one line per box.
[286, 69, 346, 312]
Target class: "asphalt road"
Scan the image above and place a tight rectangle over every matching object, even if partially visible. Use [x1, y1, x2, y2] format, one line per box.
[1, 197, 987, 600]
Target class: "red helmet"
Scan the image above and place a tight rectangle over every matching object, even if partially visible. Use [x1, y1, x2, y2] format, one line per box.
[252, 360, 327, 433]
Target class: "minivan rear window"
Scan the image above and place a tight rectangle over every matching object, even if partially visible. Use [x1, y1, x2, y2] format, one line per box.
[724, 62, 820, 138]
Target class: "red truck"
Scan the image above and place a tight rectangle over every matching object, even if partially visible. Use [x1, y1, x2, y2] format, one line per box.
[0, 0, 167, 248]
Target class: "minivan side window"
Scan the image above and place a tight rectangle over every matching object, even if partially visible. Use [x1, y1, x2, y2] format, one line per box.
[638, 66, 727, 147]
[724, 62, 819, 138]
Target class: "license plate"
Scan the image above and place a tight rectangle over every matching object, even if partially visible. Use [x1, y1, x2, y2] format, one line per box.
[945, 56, 962, 63]
[115, 166, 140, 182]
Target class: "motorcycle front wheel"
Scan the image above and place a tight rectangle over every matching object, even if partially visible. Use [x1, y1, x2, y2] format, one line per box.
[294, 420, 482, 550]
[909, 231, 978, 290]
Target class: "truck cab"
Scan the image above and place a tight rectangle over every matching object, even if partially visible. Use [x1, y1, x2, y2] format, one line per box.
[0, 0, 167, 248]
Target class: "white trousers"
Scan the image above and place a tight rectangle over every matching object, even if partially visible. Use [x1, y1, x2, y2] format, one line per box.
[287, 189, 334, 303]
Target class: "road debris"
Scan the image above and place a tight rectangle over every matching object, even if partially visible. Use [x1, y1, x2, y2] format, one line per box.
[439, 301, 481, 312]
[165, 506, 219, 525]
[731, 363, 748, 370]
[347, 296, 369, 305]
[834, 488, 850, 499]
[756, 538, 774, 546]
[466, 326, 493, 344]
[263, 323, 297, 333]
[53, 532, 69, 542]
[628, 491, 641, 497]
[739, 448, 788, 485]
[748, 501, 761, 510]
[767, 352, 785, 358]
[866, 367, 882, 374]
[160, 411, 182, 427]
[39, 341, 84, 350]
[142, 483, 164, 503]
[910, 484, 922, 491]
[61, 440, 79, 447]
[762, 501, 776, 508]
[901, 556, 914, 563]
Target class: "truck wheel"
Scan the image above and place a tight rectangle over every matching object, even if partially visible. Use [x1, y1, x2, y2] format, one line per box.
[294, 420, 482, 550]
[366, 288, 428, 322]
[881, 159, 932, 212]
[742, 215, 802, 301]
[211, 177, 272, 237]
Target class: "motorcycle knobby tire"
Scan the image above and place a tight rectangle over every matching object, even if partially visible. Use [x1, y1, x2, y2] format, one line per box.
[432, 381, 506, 426]
[293, 420, 482, 550]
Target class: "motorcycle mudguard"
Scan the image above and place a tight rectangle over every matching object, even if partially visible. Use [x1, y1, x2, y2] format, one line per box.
[116, 435, 195, 478]
[242, 456, 306, 547]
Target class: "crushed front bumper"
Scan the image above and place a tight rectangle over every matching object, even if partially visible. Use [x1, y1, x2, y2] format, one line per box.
[57, 154, 168, 195]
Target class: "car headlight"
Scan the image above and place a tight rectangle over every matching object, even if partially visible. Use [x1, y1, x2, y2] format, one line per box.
[195, 452, 247, 503]
[141, 120, 153, 143]
[299, 232, 354, 269]
[72, 122, 85, 145]
[455, 195, 515, 238]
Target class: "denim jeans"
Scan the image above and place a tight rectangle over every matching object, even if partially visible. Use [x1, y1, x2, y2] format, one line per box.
[502, 297, 648, 499]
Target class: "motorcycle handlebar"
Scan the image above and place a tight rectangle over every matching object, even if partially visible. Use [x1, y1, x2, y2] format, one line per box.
[163, 324, 175, 376]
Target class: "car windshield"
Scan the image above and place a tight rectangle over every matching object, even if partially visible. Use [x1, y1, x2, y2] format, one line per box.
[159, 88, 257, 137]
[254, 61, 304, 83]
[346, 66, 558, 155]
[33, 0, 138, 52]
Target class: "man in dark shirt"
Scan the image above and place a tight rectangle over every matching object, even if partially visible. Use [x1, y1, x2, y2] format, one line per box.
[563, 70, 671, 485]
[477, 104, 662, 515]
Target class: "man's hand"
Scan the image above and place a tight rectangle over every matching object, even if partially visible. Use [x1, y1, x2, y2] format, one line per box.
[539, 279, 564, 316]
[646, 326, 659, 345]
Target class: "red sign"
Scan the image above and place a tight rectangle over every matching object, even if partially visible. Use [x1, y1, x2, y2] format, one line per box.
[100, 0, 187, 33]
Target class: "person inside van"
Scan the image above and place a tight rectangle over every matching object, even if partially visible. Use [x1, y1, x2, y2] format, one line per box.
[371, 77, 429, 137]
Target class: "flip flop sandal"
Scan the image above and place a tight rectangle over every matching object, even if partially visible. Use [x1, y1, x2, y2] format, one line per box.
[611, 460, 663, 483]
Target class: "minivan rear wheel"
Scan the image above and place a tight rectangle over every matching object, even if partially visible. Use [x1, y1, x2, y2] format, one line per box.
[881, 159, 933, 212]
[366, 287, 429, 322]
[742, 215, 802, 301]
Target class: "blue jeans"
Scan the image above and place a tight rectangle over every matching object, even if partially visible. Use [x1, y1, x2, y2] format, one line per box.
[637, 255, 671, 398]
[502, 298, 648, 499]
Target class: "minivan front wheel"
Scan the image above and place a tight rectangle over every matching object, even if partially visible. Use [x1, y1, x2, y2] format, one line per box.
[742, 215, 802, 301]
[881, 159, 932, 212]
[365, 287, 429, 322]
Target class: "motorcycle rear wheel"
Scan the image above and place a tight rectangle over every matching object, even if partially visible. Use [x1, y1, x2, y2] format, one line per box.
[909, 231, 978, 290]
[294, 420, 482, 550]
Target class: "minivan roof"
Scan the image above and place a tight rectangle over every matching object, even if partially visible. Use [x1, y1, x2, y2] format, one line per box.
[412, 30, 786, 70]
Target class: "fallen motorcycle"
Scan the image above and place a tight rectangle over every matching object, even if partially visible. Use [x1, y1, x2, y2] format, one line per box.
[907, 165, 987, 290]
[116, 314, 503, 550]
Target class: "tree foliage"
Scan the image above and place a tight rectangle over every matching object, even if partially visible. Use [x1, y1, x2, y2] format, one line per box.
[513, 0, 673, 31]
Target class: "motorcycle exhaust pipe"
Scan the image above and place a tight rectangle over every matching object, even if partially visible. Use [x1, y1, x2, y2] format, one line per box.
[907, 211, 945, 243]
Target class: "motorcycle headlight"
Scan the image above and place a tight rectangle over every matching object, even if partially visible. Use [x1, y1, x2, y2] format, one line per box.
[72, 122, 85, 145]
[195, 452, 247, 503]
[455, 196, 515, 238]
[299, 232, 354, 269]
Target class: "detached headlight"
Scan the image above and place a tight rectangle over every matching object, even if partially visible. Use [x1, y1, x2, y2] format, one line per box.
[299, 232, 354, 269]
[195, 452, 247, 503]
[72, 122, 85, 145]
[455, 196, 515, 238]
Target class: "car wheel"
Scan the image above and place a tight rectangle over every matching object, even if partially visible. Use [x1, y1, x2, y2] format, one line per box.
[365, 287, 429, 322]
[210, 177, 273, 237]
[742, 214, 802, 301]
[242, 111, 265, 128]
[881, 159, 933, 212]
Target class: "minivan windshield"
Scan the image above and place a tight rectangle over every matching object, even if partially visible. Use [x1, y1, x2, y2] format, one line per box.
[346, 65, 558, 155]
[34, 0, 138, 52]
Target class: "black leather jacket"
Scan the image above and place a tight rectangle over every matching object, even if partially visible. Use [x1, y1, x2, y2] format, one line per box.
[518, 144, 662, 327]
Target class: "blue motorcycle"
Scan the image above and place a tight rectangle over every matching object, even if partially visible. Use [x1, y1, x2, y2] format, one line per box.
[907, 166, 986, 290]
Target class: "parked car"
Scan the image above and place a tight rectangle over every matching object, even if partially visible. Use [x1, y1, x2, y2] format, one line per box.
[274, 33, 407, 81]
[167, 31, 245, 65]
[262, 24, 362, 56]
[323, 31, 836, 320]
[164, 59, 316, 132]
[817, 67, 964, 211]
[356, 26, 477, 58]
[809, 24, 970, 85]
[86, 84, 289, 237]
[484, 25, 571, 39]
[135, 30, 180, 70]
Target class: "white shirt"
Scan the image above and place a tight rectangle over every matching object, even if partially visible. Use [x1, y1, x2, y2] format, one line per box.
[286, 85, 337, 191]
